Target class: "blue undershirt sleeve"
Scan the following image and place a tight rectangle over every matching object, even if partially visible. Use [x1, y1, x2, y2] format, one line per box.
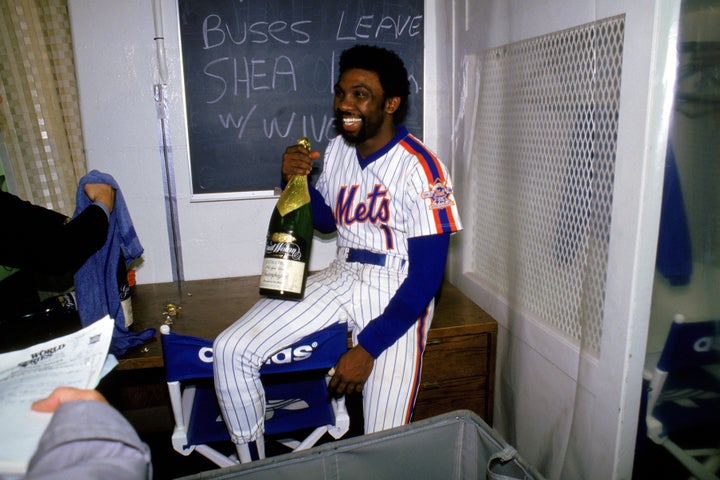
[357, 233, 450, 358]
[309, 184, 336, 234]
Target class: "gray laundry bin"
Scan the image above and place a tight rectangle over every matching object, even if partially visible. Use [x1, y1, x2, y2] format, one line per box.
[179, 409, 543, 480]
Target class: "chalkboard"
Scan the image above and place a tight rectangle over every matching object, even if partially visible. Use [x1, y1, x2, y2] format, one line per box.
[178, 0, 424, 195]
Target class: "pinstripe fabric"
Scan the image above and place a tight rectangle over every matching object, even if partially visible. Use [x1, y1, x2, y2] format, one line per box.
[214, 129, 460, 444]
[214, 257, 428, 442]
[317, 128, 462, 256]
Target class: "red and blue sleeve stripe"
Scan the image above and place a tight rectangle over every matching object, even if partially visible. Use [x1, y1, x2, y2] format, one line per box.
[400, 134, 460, 233]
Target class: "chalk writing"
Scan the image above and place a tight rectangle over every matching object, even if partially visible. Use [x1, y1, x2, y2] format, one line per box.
[203, 56, 297, 102]
[203, 14, 312, 48]
[178, 0, 424, 193]
[335, 12, 423, 40]
[217, 106, 256, 139]
[217, 108, 334, 142]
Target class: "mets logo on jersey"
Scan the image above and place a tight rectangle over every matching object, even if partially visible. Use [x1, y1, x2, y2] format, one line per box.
[421, 179, 455, 209]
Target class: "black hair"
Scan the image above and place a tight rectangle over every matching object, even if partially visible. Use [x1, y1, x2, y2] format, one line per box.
[338, 45, 410, 124]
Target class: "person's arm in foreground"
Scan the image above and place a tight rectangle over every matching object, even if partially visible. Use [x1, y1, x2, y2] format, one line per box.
[0, 184, 115, 274]
[25, 387, 151, 480]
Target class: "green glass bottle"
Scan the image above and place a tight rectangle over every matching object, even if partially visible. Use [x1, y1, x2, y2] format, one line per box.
[259, 138, 314, 300]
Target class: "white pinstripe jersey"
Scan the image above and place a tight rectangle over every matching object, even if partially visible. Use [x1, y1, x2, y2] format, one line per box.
[315, 127, 462, 256]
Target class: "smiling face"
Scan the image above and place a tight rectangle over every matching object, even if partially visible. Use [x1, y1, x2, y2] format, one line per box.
[333, 68, 400, 157]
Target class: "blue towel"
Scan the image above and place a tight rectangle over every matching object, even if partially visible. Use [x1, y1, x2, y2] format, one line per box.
[73, 170, 155, 355]
[656, 145, 692, 286]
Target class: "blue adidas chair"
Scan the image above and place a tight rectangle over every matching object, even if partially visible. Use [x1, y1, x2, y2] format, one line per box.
[644, 314, 720, 480]
[161, 322, 350, 467]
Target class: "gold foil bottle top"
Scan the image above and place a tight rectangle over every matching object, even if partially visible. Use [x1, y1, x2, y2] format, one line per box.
[277, 138, 312, 216]
[297, 137, 311, 151]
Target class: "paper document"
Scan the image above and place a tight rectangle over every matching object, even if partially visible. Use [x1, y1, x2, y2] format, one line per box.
[0, 316, 114, 476]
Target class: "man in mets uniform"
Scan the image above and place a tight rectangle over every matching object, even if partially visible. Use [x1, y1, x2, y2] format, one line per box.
[213, 44, 462, 462]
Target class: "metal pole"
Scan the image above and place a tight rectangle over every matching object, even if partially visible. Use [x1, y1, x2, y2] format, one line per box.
[153, 0, 184, 288]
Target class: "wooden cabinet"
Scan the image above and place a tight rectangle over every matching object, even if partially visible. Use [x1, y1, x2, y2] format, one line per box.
[413, 324, 495, 423]
[111, 276, 497, 430]
[412, 283, 497, 424]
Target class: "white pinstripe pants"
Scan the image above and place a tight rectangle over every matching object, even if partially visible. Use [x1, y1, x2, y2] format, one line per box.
[213, 257, 434, 444]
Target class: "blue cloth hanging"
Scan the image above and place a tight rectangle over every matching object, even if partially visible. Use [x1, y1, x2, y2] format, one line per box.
[73, 170, 155, 355]
[656, 145, 692, 286]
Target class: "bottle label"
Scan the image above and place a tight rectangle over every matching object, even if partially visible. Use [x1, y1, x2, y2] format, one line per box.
[265, 237, 304, 260]
[119, 282, 133, 327]
[121, 297, 134, 328]
[260, 257, 305, 294]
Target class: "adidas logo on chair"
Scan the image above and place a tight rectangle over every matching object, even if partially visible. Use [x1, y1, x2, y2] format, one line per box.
[160, 322, 350, 467]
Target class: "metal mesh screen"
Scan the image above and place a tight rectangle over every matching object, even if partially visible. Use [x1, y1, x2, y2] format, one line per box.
[470, 15, 625, 353]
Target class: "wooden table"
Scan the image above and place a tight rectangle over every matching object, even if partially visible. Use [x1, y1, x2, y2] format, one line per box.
[106, 276, 497, 431]
[117, 276, 261, 370]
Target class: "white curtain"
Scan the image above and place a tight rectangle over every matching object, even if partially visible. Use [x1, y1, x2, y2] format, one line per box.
[0, 0, 86, 216]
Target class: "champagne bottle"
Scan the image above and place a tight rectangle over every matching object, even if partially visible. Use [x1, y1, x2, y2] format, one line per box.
[28, 291, 78, 321]
[259, 137, 314, 300]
